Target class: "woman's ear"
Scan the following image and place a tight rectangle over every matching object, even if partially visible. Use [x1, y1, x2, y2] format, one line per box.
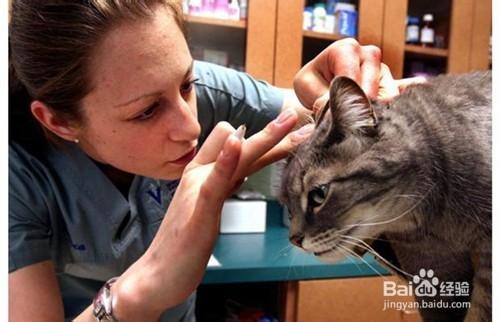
[30, 100, 79, 142]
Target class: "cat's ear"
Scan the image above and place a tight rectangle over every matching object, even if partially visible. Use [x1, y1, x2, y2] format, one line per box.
[325, 76, 378, 143]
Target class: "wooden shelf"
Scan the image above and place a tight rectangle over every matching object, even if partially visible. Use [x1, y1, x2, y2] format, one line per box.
[404, 44, 449, 58]
[303, 30, 346, 42]
[185, 15, 246, 29]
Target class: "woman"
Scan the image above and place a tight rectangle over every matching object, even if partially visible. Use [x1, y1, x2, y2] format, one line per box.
[9, 1, 397, 321]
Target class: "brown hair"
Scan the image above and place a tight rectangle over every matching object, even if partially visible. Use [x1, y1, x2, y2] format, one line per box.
[9, 0, 185, 153]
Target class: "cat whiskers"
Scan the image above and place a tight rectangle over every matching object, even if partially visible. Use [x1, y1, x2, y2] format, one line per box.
[336, 244, 387, 279]
[273, 243, 294, 262]
[336, 246, 364, 274]
[345, 183, 436, 229]
[339, 235, 413, 278]
[347, 234, 393, 243]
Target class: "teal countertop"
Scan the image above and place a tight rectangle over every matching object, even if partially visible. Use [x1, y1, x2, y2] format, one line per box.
[203, 201, 388, 284]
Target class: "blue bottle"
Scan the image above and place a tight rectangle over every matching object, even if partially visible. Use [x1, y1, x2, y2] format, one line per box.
[326, 0, 338, 15]
[335, 2, 357, 37]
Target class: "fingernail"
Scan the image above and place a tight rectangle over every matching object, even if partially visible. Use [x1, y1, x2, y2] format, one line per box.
[233, 124, 246, 141]
[274, 109, 295, 124]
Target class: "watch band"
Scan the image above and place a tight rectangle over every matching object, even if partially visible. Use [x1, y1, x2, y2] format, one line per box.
[93, 277, 119, 322]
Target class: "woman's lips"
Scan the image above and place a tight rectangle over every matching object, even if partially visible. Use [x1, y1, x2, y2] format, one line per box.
[170, 147, 197, 165]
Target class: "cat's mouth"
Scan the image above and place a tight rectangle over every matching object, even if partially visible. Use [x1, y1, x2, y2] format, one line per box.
[313, 226, 368, 257]
[313, 241, 368, 257]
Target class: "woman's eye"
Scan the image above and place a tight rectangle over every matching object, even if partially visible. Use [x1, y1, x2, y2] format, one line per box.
[181, 78, 199, 94]
[308, 184, 329, 208]
[136, 101, 160, 121]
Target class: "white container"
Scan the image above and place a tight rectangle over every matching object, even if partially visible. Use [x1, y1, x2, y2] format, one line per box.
[325, 14, 336, 33]
[188, 0, 203, 16]
[220, 199, 267, 233]
[420, 14, 435, 46]
[303, 9, 313, 30]
[228, 0, 240, 20]
[312, 4, 327, 32]
[182, 0, 189, 14]
[239, 0, 247, 20]
[213, 0, 229, 19]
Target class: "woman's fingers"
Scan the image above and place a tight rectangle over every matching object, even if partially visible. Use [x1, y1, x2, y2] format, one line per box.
[378, 75, 427, 102]
[234, 109, 298, 178]
[294, 38, 372, 109]
[377, 63, 400, 101]
[192, 121, 236, 165]
[312, 92, 330, 115]
[294, 39, 362, 108]
[192, 133, 242, 226]
[327, 38, 362, 85]
[394, 76, 427, 92]
[360, 45, 382, 98]
[247, 124, 315, 174]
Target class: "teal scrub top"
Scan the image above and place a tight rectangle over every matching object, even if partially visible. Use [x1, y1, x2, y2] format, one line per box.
[9, 61, 283, 321]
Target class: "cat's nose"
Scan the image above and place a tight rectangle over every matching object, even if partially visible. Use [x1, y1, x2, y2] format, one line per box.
[290, 233, 305, 248]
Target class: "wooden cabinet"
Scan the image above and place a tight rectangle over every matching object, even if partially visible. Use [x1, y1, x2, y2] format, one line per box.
[186, 0, 491, 86]
[185, 0, 278, 83]
[271, 0, 491, 86]
[382, 0, 492, 78]
[273, 0, 386, 87]
[280, 276, 423, 322]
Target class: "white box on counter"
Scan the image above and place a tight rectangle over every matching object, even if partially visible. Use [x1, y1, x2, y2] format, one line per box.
[220, 199, 267, 233]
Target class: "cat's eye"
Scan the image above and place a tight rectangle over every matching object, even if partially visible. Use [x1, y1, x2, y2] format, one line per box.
[308, 184, 329, 208]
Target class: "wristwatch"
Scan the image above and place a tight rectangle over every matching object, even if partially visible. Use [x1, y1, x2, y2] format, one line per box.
[93, 277, 119, 322]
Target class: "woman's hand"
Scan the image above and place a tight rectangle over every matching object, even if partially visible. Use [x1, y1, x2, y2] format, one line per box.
[109, 109, 303, 321]
[293, 38, 426, 114]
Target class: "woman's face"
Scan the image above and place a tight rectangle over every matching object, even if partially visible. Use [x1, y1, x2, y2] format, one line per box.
[78, 5, 200, 180]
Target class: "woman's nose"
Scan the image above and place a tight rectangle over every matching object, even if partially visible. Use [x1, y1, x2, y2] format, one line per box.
[167, 98, 201, 142]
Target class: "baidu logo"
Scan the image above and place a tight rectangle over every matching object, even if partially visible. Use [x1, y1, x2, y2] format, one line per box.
[383, 268, 469, 298]
[383, 268, 471, 311]
[413, 269, 439, 297]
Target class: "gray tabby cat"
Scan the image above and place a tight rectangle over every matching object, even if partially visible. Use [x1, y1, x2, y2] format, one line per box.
[280, 72, 491, 322]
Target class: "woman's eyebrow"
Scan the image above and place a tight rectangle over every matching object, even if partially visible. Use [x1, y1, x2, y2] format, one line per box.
[114, 60, 195, 108]
[115, 91, 161, 108]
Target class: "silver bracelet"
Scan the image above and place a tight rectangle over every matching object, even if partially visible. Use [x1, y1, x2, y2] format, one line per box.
[93, 277, 119, 322]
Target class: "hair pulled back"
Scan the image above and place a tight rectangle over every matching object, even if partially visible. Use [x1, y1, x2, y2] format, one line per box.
[9, 0, 184, 154]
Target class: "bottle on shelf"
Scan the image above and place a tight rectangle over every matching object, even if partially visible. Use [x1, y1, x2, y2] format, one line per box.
[213, 0, 229, 19]
[312, 3, 327, 33]
[405, 16, 420, 45]
[199, 0, 215, 17]
[334, 2, 357, 37]
[188, 0, 203, 16]
[182, 0, 189, 14]
[434, 34, 446, 48]
[228, 0, 241, 21]
[303, 6, 313, 31]
[325, 0, 337, 34]
[420, 14, 435, 47]
[239, 0, 247, 20]
[326, 0, 338, 15]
